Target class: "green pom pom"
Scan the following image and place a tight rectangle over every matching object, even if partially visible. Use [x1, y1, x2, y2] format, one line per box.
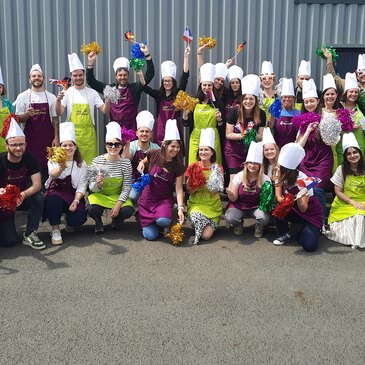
[259, 181, 275, 213]
[358, 92, 365, 110]
[315, 44, 339, 62]
[243, 128, 257, 149]
[130, 58, 145, 71]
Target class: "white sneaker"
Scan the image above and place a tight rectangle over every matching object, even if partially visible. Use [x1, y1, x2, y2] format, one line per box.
[22, 232, 46, 250]
[50, 230, 63, 245]
[273, 233, 291, 246]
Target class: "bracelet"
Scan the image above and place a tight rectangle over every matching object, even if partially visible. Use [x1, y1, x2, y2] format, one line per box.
[197, 52, 203, 55]
[74, 199, 80, 205]
[144, 53, 151, 58]
[177, 205, 185, 210]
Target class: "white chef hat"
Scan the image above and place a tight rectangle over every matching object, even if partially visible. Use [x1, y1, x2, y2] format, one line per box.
[105, 121, 122, 142]
[200, 63, 215, 83]
[214, 63, 228, 80]
[60, 122, 76, 144]
[262, 127, 276, 146]
[302, 79, 318, 99]
[164, 119, 180, 141]
[322, 74, 337, 91]
[357, 54, 365, 70]
[226, 65, 243, 83]
[5, 117, 25, 140]
[278, 143, 305, 170]
[241, 74, 261, 96]
[68, 53, 85, 73]
[281, 78, 295, 97]
[245, 141, 263, 164]
[199, 128, 215, 150]
[298, 60, 311, 77]
[260, 61, 274, 75]
[113, 57, 130, 73]
[344, 72, 359, 93]
[161, 61, 177, 80]
[29, 64, 44, 75]
[342, 132, 359, 152]
[136, 110, 155, 131]
[0, 66, 3, 85]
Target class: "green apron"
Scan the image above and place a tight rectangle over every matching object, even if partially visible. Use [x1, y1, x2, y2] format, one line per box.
[0, 106, 11, 152]
[88, 176, 133, 209]
[70, 89, 97, 165]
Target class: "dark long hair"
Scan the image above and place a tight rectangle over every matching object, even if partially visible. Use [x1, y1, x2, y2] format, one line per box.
[238, 95, 261, 127]
[0, 84, 6, 96]
[320, 88, 343, 110]
[196, 83, 215, 107]
[159, 78, 178, 97]
[278, 166, 299, 187]
[342, 147, 365, 182]
[160, 140, 183, 162]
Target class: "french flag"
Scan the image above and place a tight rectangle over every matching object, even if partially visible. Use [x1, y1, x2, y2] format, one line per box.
[206, 89, 216, 102]
[182, 27, 193, 44]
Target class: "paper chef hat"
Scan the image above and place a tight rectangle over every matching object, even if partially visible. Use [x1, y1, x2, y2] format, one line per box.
[0, 66, 3, 85]
[342, 132, 359, 152]
[29, 64, 43, 75]
[278, 143, 305, 170]
[281, 78, 295, 97]
[344, 72, 359, 93]
[214, 63, 228, 79]
[241, 74, 261, 96]
[113, 57, 130, 73]
[5, 117, 25, 140]
[164, 119, 180, 141]
[68, 53, 85, 73]
[105, 121, 122, 142]
[302, 79, 318, 99]
[357, 54, 365, 70]
[298, 60, 311, 77]
[161, 61, 177, 80]
[136, 110, 155, 131]
[245, 141, 263, 164]
[200, 63, 215, 83]
[226, 65, 243, 83]
[60, 122, 76, 144]
[323, 74, 337, 91]
[199, 128, 215, 150]
[260, 61, 274, 75]
[262, 127, 276, 146]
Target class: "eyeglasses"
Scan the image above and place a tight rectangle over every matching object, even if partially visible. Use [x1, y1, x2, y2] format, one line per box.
[8, 143, 26, 148]
[106, 142, 122, 148]
[299, 77, 310, 81]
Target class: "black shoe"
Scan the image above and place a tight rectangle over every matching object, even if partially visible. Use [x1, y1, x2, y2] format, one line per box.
[95, 217, 104, 234]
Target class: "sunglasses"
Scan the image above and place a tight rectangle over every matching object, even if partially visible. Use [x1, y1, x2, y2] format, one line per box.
[106, 142, 122, 148]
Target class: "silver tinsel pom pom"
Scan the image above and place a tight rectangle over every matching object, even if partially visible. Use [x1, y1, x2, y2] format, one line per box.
[103, 85, 120, 104]
[86, 164, 111, 182]
[206, 164, 224, 193]
[274, 78, 284, 97]
[318, 112, 342, 146]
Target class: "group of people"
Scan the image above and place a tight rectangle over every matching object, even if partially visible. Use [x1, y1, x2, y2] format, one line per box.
[0, 43, 364, 252]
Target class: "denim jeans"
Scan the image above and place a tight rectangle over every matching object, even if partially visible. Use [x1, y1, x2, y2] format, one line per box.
[142, 217, 171, 241]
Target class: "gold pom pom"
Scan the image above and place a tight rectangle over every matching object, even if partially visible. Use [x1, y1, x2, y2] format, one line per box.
[80, 41, 102, 55]
[47, 147, 67, 171]
[173, 90, 199, 113]
[198, 36, 217, 49]
[166, 223, 184, 246]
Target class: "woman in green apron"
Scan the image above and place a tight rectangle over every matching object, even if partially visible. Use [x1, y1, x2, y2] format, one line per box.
[87, 122, 134, 233]
[0, 68, 14, 153]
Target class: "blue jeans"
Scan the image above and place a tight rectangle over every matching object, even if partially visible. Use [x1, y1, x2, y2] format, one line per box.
[314, 188, 327, 223]
[129, 187, 141, 203]
[18, 191, 44, 235]
[142, 217, 171, 241]
[274, 211, 320, 252]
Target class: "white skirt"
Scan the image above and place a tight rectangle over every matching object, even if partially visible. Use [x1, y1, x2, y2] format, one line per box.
[326, 215, 365, 249]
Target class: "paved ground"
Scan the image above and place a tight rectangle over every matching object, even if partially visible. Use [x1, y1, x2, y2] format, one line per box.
[1, 213, 365, 365]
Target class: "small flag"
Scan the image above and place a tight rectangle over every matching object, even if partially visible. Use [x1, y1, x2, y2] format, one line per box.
[206, 89, 216, 102]
[297, 177, 321, 191]
[182, 27, 193, 44]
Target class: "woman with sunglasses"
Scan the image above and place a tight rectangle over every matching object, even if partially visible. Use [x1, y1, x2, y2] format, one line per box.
[87, 122, 134, 233]
[43, 122, 87, 245]
[259, 61, 277, 121]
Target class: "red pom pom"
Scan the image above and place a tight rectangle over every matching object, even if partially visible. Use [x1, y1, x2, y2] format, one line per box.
[0, 184, 22, 211]
[0, 113, 19, 139]
[272, 193, 294, 219]
[185, 162, 206, 190]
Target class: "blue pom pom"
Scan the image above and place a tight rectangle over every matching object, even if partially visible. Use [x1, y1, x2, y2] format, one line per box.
[131, 174, 151, 193]
[131, 44, 145, 59]
[269, 97, 282, 119]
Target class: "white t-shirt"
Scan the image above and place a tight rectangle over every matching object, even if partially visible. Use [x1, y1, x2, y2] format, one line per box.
[14, 89, 57, 118]
[232, 171, 271, 186]
[129, 140, 160, 158]
[61, 86, 104, 126]
[330, 165, 344, 188]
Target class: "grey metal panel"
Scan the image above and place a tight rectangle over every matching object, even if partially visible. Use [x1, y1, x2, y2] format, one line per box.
[1, 0, 365, 150]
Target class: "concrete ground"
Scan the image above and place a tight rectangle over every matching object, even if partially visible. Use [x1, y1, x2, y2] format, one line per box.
[1, 213, 364, 365]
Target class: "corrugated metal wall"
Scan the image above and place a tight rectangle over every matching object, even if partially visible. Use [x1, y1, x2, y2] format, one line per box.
[1, 0, 365, 148]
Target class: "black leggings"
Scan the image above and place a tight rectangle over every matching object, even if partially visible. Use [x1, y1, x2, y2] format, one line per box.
[87, 204, 134, 222]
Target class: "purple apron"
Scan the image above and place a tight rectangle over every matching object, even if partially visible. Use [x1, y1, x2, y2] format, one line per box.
[138, 164, 175, 227]
[131, 149, 148, 180]
[285, 184, 323, 228]
[44, 163, 85, 210]
[274, 110, 300, 149]
[227, 180, 260, 210]
[224, 124, 246, 170]
[25, 92, 54, 168]
[110, 88, 137, 131]
[224, 98, 239, 119]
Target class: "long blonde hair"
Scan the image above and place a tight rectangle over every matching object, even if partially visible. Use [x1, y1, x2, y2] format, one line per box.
[241, 163, 265, 188]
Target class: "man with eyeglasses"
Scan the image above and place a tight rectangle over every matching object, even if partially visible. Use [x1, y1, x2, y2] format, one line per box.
[0, 117, 45, 249]
[86, 43, 154, 131]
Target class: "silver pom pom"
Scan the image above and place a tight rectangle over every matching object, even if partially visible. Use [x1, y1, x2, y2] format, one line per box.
[318, 112, 342, 146]
[103, 85, 120, 104]
[86, 164, 111, 182]
[275, 78, 284, 97]
[258, 89, 265, 106]
[206, 164, 224, 193]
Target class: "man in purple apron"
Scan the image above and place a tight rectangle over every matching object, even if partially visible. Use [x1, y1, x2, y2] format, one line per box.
[0, 117, 45, 249]
[86, 44, 155, 131]
[14, 64, 59, 183]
